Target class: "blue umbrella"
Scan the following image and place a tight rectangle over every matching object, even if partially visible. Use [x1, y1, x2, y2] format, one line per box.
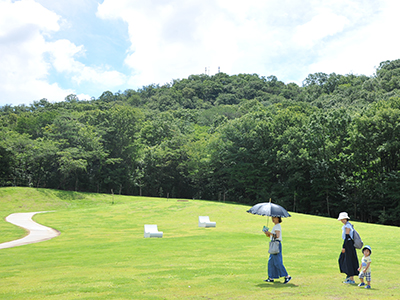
[247, 202, 291, 218]
[247, 200, 291, 228]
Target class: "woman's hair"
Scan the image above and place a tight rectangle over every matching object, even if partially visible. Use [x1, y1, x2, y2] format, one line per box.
[272, 216, 282, 223]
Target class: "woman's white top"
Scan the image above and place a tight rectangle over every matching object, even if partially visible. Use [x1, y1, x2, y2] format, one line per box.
[271, 223, 282, 241]
[342, 222, 354, 240]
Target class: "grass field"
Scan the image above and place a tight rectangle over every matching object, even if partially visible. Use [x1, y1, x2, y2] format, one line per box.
[0, 187, 399, 299]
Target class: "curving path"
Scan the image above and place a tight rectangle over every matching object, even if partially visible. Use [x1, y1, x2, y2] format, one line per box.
[0, 212, 60, 249]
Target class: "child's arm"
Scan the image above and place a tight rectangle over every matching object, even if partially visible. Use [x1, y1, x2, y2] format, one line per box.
[363, 262, 371, 272]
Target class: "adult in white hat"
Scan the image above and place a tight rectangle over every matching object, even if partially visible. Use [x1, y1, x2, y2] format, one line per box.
[337, 212, 359, 284]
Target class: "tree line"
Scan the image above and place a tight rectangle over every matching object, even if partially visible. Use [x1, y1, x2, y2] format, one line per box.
[1, 59, 400, 225]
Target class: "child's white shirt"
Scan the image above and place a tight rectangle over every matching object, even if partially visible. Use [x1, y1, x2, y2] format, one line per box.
[361, 255, 372, 273]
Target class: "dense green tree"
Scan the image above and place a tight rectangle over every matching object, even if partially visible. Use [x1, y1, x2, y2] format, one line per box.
[269, 104, 313, 212]
[348, 98, 400, 223]
[376, 59, 400, 92]
[2, 58, 400, 225]
[303, 109, 352, 216]
[209, 110, 276, 203]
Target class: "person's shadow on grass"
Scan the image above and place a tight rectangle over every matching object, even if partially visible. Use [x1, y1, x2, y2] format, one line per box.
[256, 282, 298, 288]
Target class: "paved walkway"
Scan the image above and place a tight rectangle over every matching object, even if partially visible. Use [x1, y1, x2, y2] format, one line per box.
[0, 212, 60, 249]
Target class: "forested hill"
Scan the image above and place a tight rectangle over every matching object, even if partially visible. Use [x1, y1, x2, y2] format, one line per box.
[1, 59, 400, 225]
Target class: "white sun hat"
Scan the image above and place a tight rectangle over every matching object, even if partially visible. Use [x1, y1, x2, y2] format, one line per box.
[337, 212, 350, 220]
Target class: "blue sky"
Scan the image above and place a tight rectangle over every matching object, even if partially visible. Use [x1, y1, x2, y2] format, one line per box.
[1, 0, 400, 106]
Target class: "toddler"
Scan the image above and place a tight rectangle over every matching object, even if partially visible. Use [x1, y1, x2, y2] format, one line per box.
[358, 245, 372, 289]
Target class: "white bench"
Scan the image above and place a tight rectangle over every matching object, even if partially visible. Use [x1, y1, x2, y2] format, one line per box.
[144, 225, 163, 238]
[198, 216, 216, 228]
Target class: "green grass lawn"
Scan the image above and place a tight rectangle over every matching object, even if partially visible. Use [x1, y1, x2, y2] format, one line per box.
[0, 187, 399, 299]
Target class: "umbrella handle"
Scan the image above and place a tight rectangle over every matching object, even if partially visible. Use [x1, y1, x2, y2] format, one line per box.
[267, 198, 271, 228]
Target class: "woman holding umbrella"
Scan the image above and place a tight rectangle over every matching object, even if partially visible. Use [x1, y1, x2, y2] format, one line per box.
[247, 201, 292, 284]
[264, 216, 292, 284]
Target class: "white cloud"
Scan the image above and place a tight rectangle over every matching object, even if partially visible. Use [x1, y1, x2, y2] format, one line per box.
[0, 0, 69, 105]
[2, 0, 400, 106]
[97, 0, 394, 88]
[0, 0, 126, 106]
[293, 10, 350, 48]
[305, 0, 400, 78]
[0, 0, 60, 36]
[46, 39, 85, 73]
[47, 39, 127, 86]
[97, 0, 278, 85]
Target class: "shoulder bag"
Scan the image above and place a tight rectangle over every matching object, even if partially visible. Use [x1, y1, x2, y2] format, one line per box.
[268, 237, 280, 254]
